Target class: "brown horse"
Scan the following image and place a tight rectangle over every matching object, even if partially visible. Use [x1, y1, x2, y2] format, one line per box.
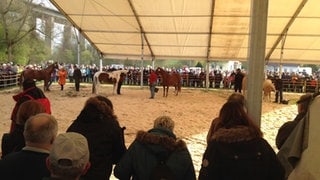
[92, 70, 128, 94]
[20, 62, 58, 91]
[155, 67, 182, 97]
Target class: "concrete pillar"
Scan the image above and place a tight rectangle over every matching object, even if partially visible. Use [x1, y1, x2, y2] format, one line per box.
[247, 0, 269, 127]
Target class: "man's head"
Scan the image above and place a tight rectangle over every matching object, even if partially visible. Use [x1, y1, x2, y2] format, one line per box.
[24, 113, 58, 149]
[46, 132, 90, 179]
[297, 94, 313, 113]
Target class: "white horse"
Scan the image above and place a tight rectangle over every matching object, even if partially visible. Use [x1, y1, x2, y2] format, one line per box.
[262, 79, 276, 102]
[242, 76, 275, 102]
[92, 70, 128, 94]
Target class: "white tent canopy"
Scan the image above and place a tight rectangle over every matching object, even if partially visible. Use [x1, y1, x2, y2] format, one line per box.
[49, 0, 320, 64]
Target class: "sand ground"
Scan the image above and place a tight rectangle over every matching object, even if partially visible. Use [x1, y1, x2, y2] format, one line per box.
[0, 83, 301, 178]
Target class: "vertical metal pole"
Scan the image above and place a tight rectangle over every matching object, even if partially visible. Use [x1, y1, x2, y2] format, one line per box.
[140, 33, 144, 88]
[206, 60, 210, 90]
[279, 31, 288, 79]
[247, 0, 268, 127]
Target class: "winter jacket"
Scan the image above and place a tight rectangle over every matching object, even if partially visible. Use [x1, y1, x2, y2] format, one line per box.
[67, 105, 127, 180]
[114, 128, 196, 180]
[199, 126, 285, 180]
[276, 112, 306, 149]
[1, 125, 25, 158]
[10, 86, 47, 133]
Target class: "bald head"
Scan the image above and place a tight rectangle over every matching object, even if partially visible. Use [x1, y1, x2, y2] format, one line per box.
[24, 113, 58, 146]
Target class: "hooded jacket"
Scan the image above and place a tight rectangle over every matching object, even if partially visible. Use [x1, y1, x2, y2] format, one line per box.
[199, 126, 285, 180]
[114, 128, 196, 180]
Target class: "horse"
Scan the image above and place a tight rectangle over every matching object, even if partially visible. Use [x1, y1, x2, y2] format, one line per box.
[242, 75, 275, 102]
[155, 67, 182, 97]
[19, 62, 59, 91]
[262, 79, 276, 102]
[92, 69, 128, 95]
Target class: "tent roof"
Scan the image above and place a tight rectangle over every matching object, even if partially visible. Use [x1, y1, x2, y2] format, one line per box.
[49, 0, 320, 64]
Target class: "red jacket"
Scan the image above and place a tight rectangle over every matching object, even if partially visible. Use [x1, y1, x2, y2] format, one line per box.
[149, 72, 157, 84]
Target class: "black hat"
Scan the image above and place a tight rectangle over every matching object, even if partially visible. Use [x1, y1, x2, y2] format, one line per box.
[296, 94, 313, 104]
[22, 79, 36, 90]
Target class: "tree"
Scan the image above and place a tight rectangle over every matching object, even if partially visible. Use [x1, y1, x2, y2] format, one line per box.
[0, 0, 36, 62]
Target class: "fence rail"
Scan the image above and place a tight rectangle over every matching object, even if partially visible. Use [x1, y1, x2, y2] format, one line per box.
[1, 72, 319, 94]
[0, 73, 20, 89]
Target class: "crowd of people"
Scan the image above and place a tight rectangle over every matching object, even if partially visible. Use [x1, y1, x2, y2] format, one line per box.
[1, 73, 318, 179]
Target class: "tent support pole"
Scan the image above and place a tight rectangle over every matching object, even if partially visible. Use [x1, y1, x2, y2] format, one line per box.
[247, 0, 268, 127]
[140, 32, 144, 88]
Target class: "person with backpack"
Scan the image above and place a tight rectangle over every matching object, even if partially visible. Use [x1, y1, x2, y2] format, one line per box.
[199, 101, 284, 180]
[114, 115, 196, 180]
[10, 78, 51, 133]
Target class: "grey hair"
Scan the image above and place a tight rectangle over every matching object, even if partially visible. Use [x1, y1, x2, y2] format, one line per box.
[24, 113, 58, 144]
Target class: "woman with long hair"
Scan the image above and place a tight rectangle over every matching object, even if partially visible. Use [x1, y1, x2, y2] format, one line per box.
[199, 101, 284, 180]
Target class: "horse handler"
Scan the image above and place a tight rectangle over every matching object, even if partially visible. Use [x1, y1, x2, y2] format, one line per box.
[148, 69, 158, 99]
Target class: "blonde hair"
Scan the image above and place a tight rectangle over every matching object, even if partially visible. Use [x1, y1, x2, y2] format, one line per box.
[153, 115, 175, 131]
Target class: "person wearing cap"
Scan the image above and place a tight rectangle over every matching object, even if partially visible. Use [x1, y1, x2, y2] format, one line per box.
[275, 93, 313, 149]
[114, 115, 196, 180]
[67, 96, 127, 180]
[0, 113, 58, 179]
[44, 132, 91, 180]
[10, 78, 49, 132]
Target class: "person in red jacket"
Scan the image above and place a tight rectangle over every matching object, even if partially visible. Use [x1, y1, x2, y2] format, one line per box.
[148, 69, 158, 99]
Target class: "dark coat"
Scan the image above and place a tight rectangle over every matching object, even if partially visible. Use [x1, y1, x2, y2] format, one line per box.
[1, 125, 25, 158]
[114, 128, 196, 180]
[73, 68, 82, 82]
[275, 112, 306, 149]
[0, 149, 50, 180]
[199, 126, 285, 180]
[274, 78, 283, 90]
[67, 106, 127, 180]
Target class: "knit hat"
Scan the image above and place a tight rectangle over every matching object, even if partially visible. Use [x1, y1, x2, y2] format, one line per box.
[49, 132, 89, 169]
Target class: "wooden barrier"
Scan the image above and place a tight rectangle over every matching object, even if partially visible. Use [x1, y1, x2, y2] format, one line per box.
[0, 73, 20, 89]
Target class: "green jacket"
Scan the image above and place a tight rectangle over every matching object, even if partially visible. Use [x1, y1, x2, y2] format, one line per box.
[114, 127, 196, 180]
